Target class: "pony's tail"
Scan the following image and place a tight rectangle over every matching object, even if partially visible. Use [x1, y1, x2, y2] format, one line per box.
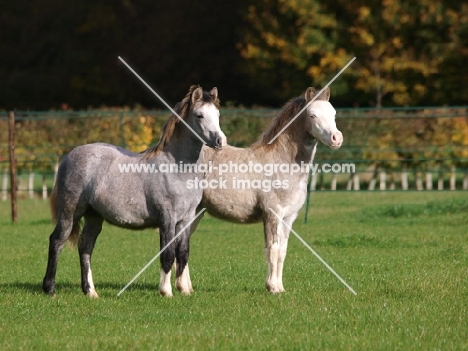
[49, 182, 81, 248]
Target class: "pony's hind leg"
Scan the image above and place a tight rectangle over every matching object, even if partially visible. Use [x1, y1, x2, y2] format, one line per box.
[43, 216, 77, 296]
[78, 211, 104, 298]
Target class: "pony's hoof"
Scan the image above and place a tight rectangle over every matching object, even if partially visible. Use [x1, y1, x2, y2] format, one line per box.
[265, 283, 280, 294]
[159, 290, 173, 298]
[43, 280, 55, 296]
[86, 291, 100, 299]
[176, 283, 192, 296]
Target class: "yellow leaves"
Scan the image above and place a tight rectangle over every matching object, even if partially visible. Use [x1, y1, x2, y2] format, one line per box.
[263, 32, 287, 50]
[451, 117, 468, 158]
[358, 6, 371, 21]
[349, 27, 374, 46]
[124, 116, 155, 153]
[413, 84, 427, 97]
[392, 37, 403, 49]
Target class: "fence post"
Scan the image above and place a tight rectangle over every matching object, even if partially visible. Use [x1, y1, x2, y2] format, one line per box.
[401, 167, 408, 190]
[310, 173, 317, 191]
[416, 172, 423, 191]
[437, 168, 444, 190]
[379, 170, 386, 191]
[426, 172, 433, 190]
[8, 111, 17, 222]
[450, 166, 456, 190]
[28, 171, 34, 199]
[53, 162, 59, 186]
[353, 173, 360, 190]
[346, 174, 352, 190]
[42, 174, 48, 200]
[330, 174, 337, 191]
[389, 172, 395, 190]
[1, 170, 7, 201]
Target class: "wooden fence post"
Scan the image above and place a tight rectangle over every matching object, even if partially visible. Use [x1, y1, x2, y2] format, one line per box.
[353, 173, 360, 190]
[53, 162, 59, 186]
[379, 170, 386, 191]
[8, 111, 17, 222]
[310, 173, 317, 191]
[28, 171, 34, 199]
[1, 170, 7, 201]
[330, 174, 337, 191]
[450, 166, 456, 190]
[389, 172, 395, 190]
[426, 172, 433, 190]
[401, 167, 408, 190]
[416, 172, 423, 191]
[42, 174, 48, 200]
[437, 168, 444, 190]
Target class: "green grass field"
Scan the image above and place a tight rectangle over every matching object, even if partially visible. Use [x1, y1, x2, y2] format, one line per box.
[0, 192, 467, 350]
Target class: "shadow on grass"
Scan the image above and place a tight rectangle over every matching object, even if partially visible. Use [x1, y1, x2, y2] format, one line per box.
[0, 281, 159, 295]
[1, 281, 268, 297]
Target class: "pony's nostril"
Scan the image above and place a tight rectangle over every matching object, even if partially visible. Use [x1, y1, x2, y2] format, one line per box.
[216, 136, 223, 146]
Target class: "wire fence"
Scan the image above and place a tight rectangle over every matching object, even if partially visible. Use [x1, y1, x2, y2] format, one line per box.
[1, 106, 468, 199]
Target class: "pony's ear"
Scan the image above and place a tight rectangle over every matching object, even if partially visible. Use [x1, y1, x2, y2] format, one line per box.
[320, 87, 330, 101]
[191, 86, 203, 104]
[209, 87, 218, 100]
[305, 87, 316, 102]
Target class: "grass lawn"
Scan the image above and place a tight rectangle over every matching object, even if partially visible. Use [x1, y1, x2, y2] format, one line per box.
[0, 192, 467, 350]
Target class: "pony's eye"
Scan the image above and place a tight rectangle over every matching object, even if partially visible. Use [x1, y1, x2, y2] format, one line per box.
[196, 114, 204, 119]
[310, 114, 317, 119]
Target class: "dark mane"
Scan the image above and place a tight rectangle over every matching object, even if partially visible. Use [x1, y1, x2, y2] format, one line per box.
[143, 85, 220, 158]
[252, 96, 306, 149]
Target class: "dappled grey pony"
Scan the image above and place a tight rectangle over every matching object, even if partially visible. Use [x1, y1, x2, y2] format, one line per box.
[186, 87, 342, 293]
[43, 85, 226, 297]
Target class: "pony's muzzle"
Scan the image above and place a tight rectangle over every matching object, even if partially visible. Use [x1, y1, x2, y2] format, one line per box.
[211, 132, 227, 150]
[330, 131, 343, 149]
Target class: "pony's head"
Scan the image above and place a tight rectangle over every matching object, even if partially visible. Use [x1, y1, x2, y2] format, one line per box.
[185, 86, 227, 149]
[304, 87, 343, 149]
[145, 85, 226, 157]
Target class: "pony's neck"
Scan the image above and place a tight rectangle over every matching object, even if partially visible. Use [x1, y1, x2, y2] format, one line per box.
[267, 122, 317, 165]
[164, 126, 204, 163]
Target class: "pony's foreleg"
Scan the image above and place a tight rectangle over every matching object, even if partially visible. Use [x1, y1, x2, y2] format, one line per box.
[276, 215, 296, 292]
[159, 221, 177, 297]
[43, 216, 76, 296]
[176, 211, 204, 294]
[263, 211, 282, 293]
[175, 226, 192, 296]
[79, 213, 103, 298]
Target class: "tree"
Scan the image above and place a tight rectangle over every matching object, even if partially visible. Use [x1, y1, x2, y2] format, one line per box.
[241, 0, 468, 106]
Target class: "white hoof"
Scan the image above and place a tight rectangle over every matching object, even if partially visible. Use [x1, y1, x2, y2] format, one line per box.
[87, 290, 99, 299]
[159, 288, 173, 297]
[265, 280, 280, 294]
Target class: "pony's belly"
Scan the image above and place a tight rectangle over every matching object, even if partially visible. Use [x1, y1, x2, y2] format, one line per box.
[91, 201, 158, 229]
[105, 215, 158, 229]
[202, 194, 262, 224]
